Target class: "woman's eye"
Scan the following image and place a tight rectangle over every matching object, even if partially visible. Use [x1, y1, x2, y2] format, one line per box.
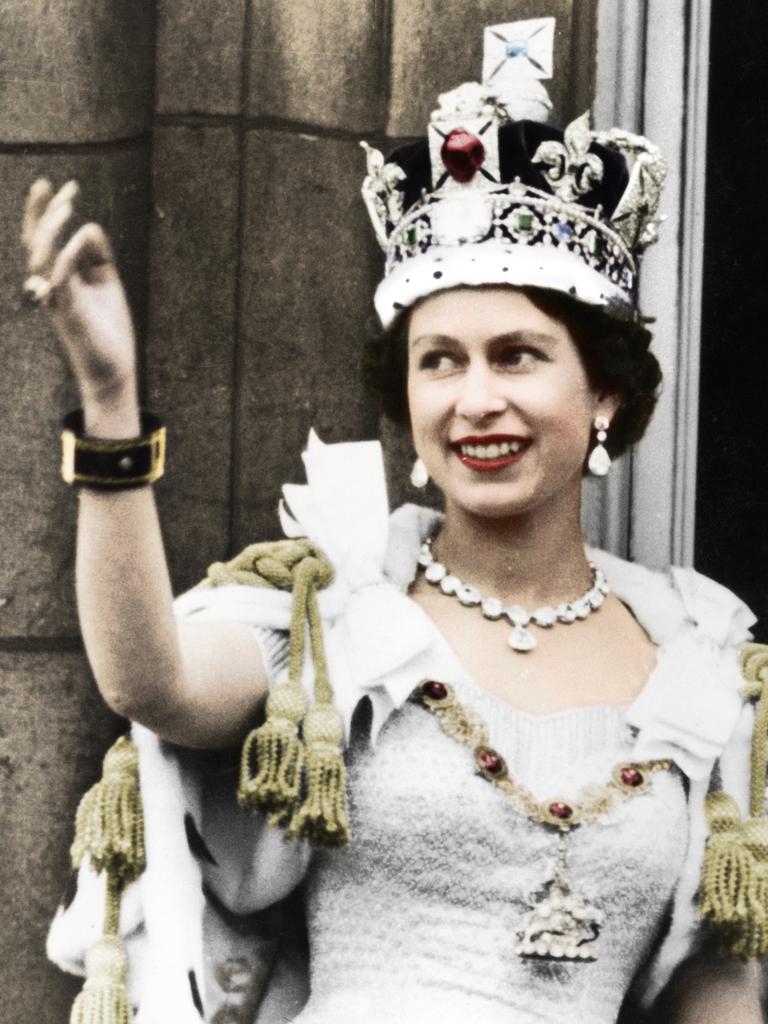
[497, 347, 540, 370]
[419, 351, 459, 371]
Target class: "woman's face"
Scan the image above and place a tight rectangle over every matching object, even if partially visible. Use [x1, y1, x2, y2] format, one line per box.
[406, 287, 619, 520]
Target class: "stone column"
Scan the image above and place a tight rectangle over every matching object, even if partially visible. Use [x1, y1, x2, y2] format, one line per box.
[0, 3, 153, 1021]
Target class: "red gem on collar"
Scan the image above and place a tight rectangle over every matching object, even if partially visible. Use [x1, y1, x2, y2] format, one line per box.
[441, 129, 486, 183]
[422, 680, 448, 701]
[477, 748, 505, 775]
[620, 767, 644, 787]
[548, 801, 573, 820]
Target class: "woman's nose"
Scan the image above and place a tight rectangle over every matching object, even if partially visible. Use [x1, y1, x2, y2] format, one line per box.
[454, 363, 508, 420]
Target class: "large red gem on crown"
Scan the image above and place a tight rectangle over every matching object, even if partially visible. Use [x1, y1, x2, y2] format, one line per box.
[441, 128, 486, 183]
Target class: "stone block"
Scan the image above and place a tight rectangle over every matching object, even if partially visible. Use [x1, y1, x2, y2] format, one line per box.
[155, 0, 246, 115]
[0, 650, 123, 1024]
[145, 126, 240, 591]
[0, 0, 153, 143]
[388, 0, 588, 137]
[0, 145, 150, 637]
[234, 130, 380, 546]
[248, 0, 385, 132]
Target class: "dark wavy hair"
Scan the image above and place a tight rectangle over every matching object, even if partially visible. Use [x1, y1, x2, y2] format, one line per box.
[361, 285, 662, 460]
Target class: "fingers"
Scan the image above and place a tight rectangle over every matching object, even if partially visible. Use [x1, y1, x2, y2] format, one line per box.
[48, 221, 114, 292]
[22, 179, 115, 307]
[23, 222, 114, 308]
[21, 177, 53, 251]
[26, 184, 80, 275]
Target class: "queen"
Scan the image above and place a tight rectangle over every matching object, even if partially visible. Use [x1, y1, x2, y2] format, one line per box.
[25, 19, 765, 1024]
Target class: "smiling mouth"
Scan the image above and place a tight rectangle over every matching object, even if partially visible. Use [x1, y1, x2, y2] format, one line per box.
[450, 435, 531, 471]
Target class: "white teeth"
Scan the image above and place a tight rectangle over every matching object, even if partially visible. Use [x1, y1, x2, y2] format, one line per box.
[459, 441, 525, 460]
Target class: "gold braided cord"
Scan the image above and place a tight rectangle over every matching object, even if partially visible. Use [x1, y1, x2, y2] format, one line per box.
[205, 538, 349, 846]
[306, 578, 332, 705]
[418, 681, 671, 830]
[102, 875, 122, 938]
[740, 644, 768, 818]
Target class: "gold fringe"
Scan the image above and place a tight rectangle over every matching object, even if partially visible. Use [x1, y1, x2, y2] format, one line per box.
[700, 793, 754, 925]
[238, 677, 307, 824]
[699, 643, 768, 960]
[69, 935, 131, 1024]
[287, 704, 350, 847]
[70, 736, 145, 885]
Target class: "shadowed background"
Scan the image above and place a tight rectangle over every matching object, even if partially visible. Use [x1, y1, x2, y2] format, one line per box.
[0, 2, 597, 1020]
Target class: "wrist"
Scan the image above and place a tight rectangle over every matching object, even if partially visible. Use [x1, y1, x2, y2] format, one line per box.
[81, 381, 140, 439]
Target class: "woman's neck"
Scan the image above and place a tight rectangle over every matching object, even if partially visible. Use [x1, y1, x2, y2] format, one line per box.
[432, 495, 592, 608]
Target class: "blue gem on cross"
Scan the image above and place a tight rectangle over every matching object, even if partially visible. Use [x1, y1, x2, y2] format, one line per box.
[506, 40, 529, 58]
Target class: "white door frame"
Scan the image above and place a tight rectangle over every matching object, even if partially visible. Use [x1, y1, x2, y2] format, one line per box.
[583, 0, 712, 571]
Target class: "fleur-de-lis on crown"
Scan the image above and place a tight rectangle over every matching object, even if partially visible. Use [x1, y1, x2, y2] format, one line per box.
[532, 111, 604, 203]
[360, 141, 407, 250]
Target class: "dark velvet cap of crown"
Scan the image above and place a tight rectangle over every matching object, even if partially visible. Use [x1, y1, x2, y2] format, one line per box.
[387, 120, 630, 221]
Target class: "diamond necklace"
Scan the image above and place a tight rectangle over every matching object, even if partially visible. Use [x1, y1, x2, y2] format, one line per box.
[416, 538, 610, 652]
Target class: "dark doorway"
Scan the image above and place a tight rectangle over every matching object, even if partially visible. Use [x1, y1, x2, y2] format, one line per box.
[696, 1, 768, 641]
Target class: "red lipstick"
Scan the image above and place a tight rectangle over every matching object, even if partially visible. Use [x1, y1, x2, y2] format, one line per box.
[450, 434, 531, 473]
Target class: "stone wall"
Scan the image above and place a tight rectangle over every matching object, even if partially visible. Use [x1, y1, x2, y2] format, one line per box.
[0, 3, 595, 1020]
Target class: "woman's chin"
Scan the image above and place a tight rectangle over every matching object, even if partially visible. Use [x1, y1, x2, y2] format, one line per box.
[441, 480, 542, 521]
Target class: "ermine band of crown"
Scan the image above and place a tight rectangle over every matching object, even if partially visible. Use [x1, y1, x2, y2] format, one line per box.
[385, 181, 637, 294]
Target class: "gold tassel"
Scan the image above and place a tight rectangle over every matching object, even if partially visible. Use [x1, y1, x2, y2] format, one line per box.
[287, 704, 350, 847]
[700, 792, 754, 927]
[69, 935, 131, 1024]
[238, 676, 308, 824]
[68, 740, 144, 1023]
[71, 736, 145, 884]
[699, 641, 768, 961]
[734, 817, 768, 959]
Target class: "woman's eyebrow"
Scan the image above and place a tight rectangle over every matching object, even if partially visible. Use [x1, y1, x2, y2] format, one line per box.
[409, 330, 559, 350]
[408, 333, 460, 350]
[488, 330, 559, 347]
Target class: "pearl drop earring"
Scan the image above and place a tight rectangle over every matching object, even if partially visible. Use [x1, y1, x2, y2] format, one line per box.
[588, 416, 611, 477]
[410, 457, 429, 488]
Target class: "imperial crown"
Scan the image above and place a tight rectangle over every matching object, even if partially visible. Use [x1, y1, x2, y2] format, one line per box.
[361, 18, 666, 327]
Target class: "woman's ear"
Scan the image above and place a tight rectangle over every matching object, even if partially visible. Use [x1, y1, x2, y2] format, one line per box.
[595, 390, 621, 424]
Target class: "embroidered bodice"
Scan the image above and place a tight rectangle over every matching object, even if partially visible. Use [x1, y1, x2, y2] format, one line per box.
[292, 671, 687, 1024]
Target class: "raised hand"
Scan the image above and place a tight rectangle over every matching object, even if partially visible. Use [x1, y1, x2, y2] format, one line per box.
[22, 178, 138, 411]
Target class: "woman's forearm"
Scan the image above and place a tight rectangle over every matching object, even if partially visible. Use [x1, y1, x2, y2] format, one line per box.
[74, 394, 270, 748]
[75, 392, 185, 725]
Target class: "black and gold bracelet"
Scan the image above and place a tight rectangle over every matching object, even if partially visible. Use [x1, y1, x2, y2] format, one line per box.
[61, 410, 166, 489]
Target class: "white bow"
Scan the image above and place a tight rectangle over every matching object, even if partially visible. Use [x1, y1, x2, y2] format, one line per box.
[280, 430, 435, 740]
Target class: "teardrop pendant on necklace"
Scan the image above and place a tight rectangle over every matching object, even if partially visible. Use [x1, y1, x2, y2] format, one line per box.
[509, 625, 536, 652]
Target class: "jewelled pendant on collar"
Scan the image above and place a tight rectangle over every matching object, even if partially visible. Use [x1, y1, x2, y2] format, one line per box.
[417, 680, 672, 962]
[417, 539, 610, 652]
